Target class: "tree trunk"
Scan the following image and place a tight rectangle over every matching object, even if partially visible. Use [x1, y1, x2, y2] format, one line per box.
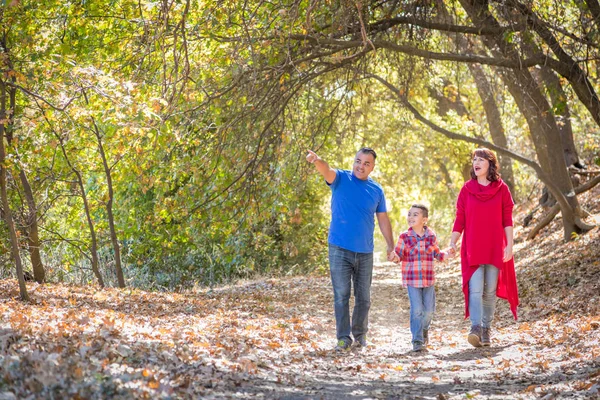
[0, 80, 29, 301]
[20, 170, 45, 283]
[537, 67, 581, 168]
[459, 0, 589, 241]
[518, 28, 582, 169]
[6, 78, 45, 283]
[584, 0, 600, 30]
[54, 135, 105, 288]
[2, 33, 45, 283]
[92, 119, 125, 288]
[436, 2, 515, 193]
[467, 63, 516, 194]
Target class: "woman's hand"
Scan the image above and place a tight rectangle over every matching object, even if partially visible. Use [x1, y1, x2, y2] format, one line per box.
[445, 247, 456, 258]
[503, 245, 514, 262]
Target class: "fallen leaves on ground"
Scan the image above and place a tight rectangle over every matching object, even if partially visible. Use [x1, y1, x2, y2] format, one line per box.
[0, 189, 599, 398]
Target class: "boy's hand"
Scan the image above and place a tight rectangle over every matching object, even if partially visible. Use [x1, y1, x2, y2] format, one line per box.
[387, 251, 400, 264]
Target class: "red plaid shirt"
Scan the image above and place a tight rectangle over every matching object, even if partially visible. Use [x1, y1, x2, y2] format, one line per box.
[394, 226, 447, 288]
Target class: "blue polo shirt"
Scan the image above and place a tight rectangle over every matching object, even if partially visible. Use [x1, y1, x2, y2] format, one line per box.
[327, 169, 387, 253]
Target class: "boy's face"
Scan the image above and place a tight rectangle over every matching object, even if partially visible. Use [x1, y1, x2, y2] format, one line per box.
[407, 207, 427, 230]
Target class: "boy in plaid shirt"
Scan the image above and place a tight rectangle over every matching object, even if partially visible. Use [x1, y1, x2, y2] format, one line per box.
[388, 204, 454, 352]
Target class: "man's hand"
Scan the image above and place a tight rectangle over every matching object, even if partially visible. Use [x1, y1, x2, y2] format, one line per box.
[306, 150, 321, 164]
[387, 250, 399, 264]
[306, 150, 336, 184]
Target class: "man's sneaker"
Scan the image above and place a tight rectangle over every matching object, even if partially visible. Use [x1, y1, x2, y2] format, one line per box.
[334, 339, 352, 352]
[353, 336, 368, 349]
[481, 327, 491, 347]
[468, 325, 482, 348]
[423, 329, 429, 346]
[412, 341, 425, 352]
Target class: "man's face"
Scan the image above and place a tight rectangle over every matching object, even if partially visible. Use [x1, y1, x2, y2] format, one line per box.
[353, 151, 375, 180]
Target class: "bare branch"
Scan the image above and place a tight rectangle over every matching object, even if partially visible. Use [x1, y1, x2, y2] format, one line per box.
[5, 82, 79, 111]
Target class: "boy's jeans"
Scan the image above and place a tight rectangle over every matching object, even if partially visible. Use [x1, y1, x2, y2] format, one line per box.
[468, 264, 499, 328]
[328, 244, 373, 344]
[407, 285, 436, 344]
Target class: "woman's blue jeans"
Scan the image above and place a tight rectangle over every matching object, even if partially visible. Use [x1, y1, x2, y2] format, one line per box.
[407, 285, 436, 344]
[468, 264, 499, 328]
[328, 244, 373, 344]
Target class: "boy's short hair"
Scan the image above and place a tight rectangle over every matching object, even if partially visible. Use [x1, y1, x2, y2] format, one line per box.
[410, 203, 429, 218]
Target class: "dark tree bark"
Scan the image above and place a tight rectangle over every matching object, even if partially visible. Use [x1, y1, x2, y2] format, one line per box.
[40, 110, 105, 288]
[436, 1, 516, 193]
[536, 66, 581, 168]
[467, 63, 516, 194]
[0, 80, 29, 301]
[506, 0, 600, 128]
[459, 0, 591, 241]
[90, 118, 126, 288]
[2, 34, 46, 284]
[584, 0, 600, 30]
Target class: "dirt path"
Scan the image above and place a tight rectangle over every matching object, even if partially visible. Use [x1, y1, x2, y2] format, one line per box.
[222, 259, 599, 399]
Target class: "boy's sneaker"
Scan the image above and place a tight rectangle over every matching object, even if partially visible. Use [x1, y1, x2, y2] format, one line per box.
[423, 329, 429, 346]
[468, 325, 482, 348]
[334, 339, 352, 352]
[412, 341, 425, 352]
[481, 327, 491, 347]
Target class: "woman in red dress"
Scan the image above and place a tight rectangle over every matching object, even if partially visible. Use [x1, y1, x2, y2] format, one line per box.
[450, 148, 519, 347]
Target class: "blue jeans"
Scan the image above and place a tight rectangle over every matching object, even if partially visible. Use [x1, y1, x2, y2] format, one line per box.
[328, 244, 373, 343]
[407, 285, 436, 344]
[468, 264, 499, 328]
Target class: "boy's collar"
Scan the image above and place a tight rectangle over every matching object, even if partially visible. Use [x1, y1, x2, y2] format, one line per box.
[408, 226, 430, 237]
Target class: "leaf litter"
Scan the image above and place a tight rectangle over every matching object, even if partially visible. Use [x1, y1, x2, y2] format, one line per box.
[0, 191, 599, 399]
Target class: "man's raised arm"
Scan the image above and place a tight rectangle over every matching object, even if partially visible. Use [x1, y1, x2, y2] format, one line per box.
[306, 150, 336, 184]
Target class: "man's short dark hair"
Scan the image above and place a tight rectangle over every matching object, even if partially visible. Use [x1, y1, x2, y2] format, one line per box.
[410, 203, 429, 218]
[358, 147, 377, 160]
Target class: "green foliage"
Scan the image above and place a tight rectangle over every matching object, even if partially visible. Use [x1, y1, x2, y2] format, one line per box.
[1, 0, 599, 289]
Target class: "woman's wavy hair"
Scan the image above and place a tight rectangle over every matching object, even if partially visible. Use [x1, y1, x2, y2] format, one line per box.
[470, 148, 501, 182]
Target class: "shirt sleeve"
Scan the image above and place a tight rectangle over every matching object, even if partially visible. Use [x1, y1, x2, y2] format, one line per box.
[430, 235, 446, 261]
[394, 234, 406, 260]
[327, 169, 341, 189]
[452, 186, 466, 233]
[502, 183, 515, 228]
[376, 186, 387, 213]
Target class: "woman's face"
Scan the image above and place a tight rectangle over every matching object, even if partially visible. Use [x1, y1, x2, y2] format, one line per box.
[472, 156, 490, 179]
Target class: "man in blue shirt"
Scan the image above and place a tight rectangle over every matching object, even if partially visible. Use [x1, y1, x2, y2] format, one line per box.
[306, 148, 395, 351]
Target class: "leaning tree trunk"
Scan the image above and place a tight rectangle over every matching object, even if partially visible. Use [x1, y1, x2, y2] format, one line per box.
[0, 80, 28, 301]
[436, 2, 515, 193]
[517, 28, 582, 169]
[537, 67, 581, 168]
[53, 132, 105, 288]
[90, 117, 125, 288]
[2, 31, 45, 283]
[467, 63, 516, 194]
[6, 77, 45, 283]
[20, 170, 45, 283]
[459, 0, 591, 241]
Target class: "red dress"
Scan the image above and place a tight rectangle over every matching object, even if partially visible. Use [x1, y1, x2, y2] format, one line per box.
[452, 179, 519, 319]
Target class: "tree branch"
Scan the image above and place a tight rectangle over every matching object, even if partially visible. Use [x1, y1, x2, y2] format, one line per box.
[361, 70, 578, 218]
[4, 82, 79, 111]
